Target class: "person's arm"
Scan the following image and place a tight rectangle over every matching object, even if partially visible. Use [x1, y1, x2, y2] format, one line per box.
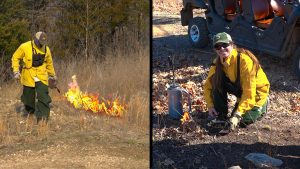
[235, 53, 257, 116]
[204, 65, 216, 110]
[11, 45, 25, 73]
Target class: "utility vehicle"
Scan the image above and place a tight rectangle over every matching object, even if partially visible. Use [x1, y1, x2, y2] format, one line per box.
[180, 0, 300, 78]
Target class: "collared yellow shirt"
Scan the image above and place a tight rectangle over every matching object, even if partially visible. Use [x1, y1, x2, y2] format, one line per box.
[204, 48, 270, 115]
[12, 40, 56, 87]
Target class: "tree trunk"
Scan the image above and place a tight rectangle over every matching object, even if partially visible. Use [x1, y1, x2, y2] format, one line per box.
[85, 0, 89, 62]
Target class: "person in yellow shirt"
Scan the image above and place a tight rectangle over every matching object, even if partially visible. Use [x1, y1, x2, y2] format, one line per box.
[12, 31, 56, 123]
[204, 32, 270, 130]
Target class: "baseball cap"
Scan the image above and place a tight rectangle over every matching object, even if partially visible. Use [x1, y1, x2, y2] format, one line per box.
[35, 31, 47, 45]
[213, 32, 232, 46]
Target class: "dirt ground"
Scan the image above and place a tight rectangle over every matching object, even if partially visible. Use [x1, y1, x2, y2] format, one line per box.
[152, 2, 300, 169]
[0, 128, 148, 169]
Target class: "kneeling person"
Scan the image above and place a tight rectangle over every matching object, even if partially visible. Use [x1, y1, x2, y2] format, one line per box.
[204, 32, 270, 130]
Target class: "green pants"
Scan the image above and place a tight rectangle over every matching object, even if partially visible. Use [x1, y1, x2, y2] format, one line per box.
[241, 101, 268, 124]
[213, 89, 268, 124]
[21, 81, 51, 120]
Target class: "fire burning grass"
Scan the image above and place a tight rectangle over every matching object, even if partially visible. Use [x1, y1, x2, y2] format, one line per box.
[65, 75, 127, 117]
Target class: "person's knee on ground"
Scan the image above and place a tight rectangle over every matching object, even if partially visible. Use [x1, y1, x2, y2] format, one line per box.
[239, 99, 269, 126]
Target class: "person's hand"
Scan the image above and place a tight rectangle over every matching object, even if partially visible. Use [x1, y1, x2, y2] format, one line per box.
[48, 76, 57, 89]
[229, 115, 241, 130]
[49, 75, 57, 80]
[208, 107, 219, 118]
[13, 72, 20, 79]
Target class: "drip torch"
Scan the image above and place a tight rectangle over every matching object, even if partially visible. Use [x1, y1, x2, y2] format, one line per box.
[167, 56, 191, 119]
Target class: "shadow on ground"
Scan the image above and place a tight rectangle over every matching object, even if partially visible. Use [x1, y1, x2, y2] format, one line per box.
[153, 139, 300, 169]
[153, 17, 182, 26]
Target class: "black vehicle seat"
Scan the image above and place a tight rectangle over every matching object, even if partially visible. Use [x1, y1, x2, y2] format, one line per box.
[215, 0, 239, 21]
[270, 0, 285, 17]
[243, 0, 274, 29]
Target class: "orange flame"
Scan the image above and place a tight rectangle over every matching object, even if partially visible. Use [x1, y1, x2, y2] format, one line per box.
[180, 112, 190, 124]
[64, 75, 126, 117]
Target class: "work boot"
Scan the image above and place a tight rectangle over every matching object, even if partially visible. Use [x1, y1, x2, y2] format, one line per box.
[16, 104, 29, 117]
[21, 108, 31, 117]
[16, 105, 34, 117]
[15, 104, 24, 114]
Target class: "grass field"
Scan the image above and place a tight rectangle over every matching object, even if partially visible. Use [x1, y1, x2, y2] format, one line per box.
[0, 30, 150, 168]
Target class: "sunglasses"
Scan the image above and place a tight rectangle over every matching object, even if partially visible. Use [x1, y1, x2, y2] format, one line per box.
[214, 43, 230, 50]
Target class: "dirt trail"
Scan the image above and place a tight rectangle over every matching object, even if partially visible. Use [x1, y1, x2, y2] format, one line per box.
[0, 130, 149, 169]
[152, 10, 300, 169]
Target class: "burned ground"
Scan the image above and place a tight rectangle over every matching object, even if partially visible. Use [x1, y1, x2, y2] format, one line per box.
[152, 3, 300, 168]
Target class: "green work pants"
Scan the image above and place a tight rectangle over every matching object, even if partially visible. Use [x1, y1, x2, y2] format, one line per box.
[213, 89, 268, 124]
[21, 81, 51, 120]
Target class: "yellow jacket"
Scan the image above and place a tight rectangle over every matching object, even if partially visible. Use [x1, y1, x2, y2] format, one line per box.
[204, 48, 270, 115]
[11, 40, 56, 87]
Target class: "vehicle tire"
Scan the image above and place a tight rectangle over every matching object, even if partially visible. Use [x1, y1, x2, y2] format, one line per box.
[188, 17, 209, 48]
[293, 47, 300, 79]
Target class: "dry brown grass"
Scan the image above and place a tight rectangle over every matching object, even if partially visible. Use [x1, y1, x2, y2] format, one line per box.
[0, 29, 149, 149]
[54, 44, 150, 128]
[0, 118, 7, 138]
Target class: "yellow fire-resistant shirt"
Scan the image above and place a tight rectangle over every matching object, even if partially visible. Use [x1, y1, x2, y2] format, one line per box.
[204, 48, 270, 115]
[11, 40, 56, 87]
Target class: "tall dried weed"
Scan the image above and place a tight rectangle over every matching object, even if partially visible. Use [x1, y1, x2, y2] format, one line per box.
[0, 28, 149, 146]
[54, 29, 149, 129]
[0, 118, 7, 137]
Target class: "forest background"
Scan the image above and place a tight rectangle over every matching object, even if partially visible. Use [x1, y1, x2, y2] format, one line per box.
[0, 0, 149, 80]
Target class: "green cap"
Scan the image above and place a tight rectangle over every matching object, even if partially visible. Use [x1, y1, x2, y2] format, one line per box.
[35, 31, 47, 45]
[213, 32, 232, 46]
